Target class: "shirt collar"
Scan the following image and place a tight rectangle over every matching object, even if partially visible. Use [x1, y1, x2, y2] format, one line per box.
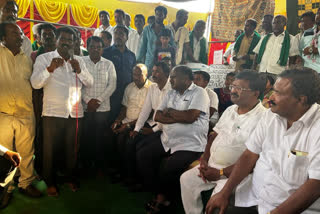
[273, 31, 285, 37]
[111, 44, 129, 52]
[233, 101, 262, 115]
[159, 78, 171, 91]
[135, 79, 151, 89]
[276, 103, 320, 127]
[0, 43, 24, 56]
[186, 82, 196, 91]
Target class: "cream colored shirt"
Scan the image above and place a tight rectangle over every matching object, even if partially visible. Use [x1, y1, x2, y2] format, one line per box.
[253, 32, 299, 75]
[167, 24, 190, 64]
[0, 44, 34, 119]
[121, 80, 153, 123]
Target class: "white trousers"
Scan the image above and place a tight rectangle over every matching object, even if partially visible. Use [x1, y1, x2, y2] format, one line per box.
[180, 164, 228, 214]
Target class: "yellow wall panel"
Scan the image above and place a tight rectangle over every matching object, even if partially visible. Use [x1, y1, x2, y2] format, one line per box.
[274, 0, 287, 16]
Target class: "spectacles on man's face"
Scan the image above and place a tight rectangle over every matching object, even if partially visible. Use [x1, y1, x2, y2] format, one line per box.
[229, 85, 252, 92]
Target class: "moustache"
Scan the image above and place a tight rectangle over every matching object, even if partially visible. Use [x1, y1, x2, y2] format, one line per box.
[231, 93, 239, 98]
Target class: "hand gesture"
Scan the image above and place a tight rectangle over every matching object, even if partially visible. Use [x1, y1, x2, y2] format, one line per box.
[4, 150, 21, 167]
[47, 58, 64, 73]
[111, 120, 121, 132]
[114, 123, 128, 134]
[201, 166, 221, 182]
[87, 99, 101, 112]
[130, 131, 138, 139]
[205, 192, 230, 214]
[69, 58, 81, 74]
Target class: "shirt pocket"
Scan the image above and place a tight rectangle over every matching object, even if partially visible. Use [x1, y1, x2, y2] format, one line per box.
[283, 154, 308, 186]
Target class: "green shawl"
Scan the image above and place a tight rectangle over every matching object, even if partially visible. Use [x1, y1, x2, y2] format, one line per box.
[233, 31, 261, 66]
[189, 31, 208, 64]
[256, 31, 290, 66]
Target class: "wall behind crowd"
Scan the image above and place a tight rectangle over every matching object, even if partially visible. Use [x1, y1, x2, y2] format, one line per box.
[15, 0, 208, 44]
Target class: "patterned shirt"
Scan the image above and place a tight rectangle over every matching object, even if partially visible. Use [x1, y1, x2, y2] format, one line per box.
[82, 56, 117, 112]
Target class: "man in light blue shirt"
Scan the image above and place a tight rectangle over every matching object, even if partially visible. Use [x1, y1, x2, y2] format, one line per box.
[137, 65, 210, 213]
[299, 11, 320, 72]
[136, 6, 174, 75]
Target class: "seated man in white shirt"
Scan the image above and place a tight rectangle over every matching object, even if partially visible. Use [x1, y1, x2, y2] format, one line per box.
[206, 68, 320, 214]
[31, 27, 93, 196]
[180, 70, 266, 214]
[138, 65, 210, 213]
[0, 145, 21, 209]
[123, 61, 171, 189]
[110, 63, 152, 180]
[81, 36, 117, 173]
[193, 70, 219, 118]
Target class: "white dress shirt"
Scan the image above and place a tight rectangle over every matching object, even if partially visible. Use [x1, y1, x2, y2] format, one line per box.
[121, 80, 152, 123]
[126, 29, 142, 56]
[134, 79, 171, 132]
[0, 144, 8, 156]
[204, 102, 266, 195]
[210, 103, 266, 169]
[235, 104, 320, 214]
[206, 87, 219, 111]
[31, 50, 93, 118]
[167, 24, 190, 64]
[93, 25, 113, 36]
[82, 56, 116, 112]
[157, 83, 210, 153]
[224, 42, 235, 64]
[253, 32, 299, 75]
[22, 35, 32, 58]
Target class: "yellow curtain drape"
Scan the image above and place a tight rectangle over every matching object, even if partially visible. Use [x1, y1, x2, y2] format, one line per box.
[16, 0, 31, 18]
[34, 0, 67, 23]
[71, 4, 98, 27]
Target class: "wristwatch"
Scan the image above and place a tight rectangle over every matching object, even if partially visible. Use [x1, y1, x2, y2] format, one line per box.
[309, 46, 313, 54]
[220, 168, 224, 177]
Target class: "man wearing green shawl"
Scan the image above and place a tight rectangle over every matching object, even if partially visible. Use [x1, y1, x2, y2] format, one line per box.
[253, 15, 299, 75]
[232, 19, 260, 72]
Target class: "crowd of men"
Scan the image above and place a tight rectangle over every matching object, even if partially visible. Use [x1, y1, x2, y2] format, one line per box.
[1, 0, 320, 213]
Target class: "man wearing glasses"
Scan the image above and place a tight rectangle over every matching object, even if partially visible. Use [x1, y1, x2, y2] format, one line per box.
[180, 70, 266, 214]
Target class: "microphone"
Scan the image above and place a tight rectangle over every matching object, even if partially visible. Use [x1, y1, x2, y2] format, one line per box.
[68, 48, 74, 60]
[68, 49, 77, 73]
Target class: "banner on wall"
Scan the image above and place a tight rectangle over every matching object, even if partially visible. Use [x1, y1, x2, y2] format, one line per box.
[211, 0, 275, 41]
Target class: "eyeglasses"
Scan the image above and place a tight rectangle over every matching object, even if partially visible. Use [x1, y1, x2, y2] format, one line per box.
[229, 85, 252, 92]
